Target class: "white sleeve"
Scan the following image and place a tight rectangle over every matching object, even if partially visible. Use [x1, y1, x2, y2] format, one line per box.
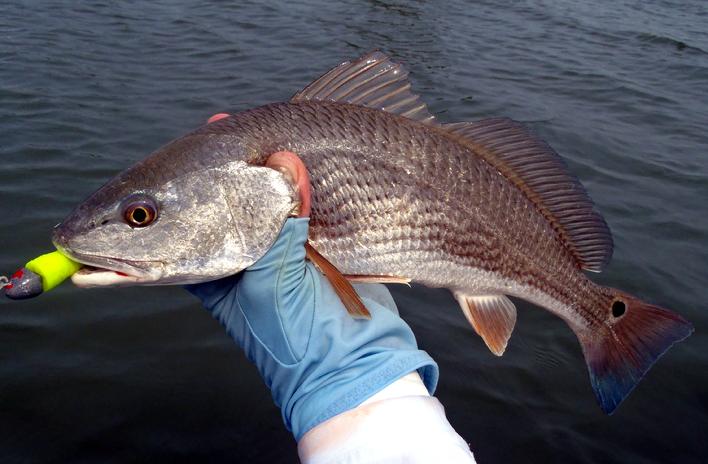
[298, 372, 477, 464]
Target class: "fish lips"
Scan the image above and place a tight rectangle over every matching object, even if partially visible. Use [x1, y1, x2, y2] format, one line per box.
[52, 241, 162, 288]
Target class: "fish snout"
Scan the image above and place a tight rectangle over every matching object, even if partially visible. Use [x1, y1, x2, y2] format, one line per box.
[51, 221, 74, 256]
[51, 214, 92, 254]
[52, 203, 112, 250]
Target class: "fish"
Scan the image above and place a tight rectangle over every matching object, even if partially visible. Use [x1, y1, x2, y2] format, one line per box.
[51, 51, 693, 414]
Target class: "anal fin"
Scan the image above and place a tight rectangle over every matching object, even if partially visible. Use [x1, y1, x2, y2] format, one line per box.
[454, 292, 517, 356]
[305, 242, 371, 319]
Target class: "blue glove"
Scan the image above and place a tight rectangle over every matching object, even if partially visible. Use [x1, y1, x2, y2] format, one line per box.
[185, 217, 438, 440]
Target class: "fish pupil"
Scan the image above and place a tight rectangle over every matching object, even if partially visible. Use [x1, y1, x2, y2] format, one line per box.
[611, 300, 626, 318]
[132, 207, 147, 223]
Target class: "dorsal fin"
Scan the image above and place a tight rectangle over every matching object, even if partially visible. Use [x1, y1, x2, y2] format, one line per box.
[291, 51, 438, 125]
[445, 118, 613, 272]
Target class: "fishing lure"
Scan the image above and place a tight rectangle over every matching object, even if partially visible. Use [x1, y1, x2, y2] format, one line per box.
[1, 251, 81, 299]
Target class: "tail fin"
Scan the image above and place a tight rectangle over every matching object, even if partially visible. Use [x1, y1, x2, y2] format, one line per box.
[577, 297, 693, 414]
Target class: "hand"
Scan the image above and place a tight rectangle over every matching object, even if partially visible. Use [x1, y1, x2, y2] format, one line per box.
[185, 151, 438, 440]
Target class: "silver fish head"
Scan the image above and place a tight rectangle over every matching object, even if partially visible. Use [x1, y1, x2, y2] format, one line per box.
[52, 157, 298, 287]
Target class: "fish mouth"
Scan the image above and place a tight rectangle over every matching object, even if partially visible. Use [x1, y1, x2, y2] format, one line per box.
[53, 244, 163, 288]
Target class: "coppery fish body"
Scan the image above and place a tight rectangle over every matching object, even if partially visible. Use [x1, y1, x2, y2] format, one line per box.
[197, 101, 589, 321]
[52, 52, 692, 414]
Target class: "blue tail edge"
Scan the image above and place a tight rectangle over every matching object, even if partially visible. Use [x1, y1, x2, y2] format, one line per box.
[578, 301, 693, 414]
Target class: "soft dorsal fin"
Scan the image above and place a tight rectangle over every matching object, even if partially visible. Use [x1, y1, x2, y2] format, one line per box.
[445, 118, 613, 272]
[454, 292, 517, 356]
[291, 51, 438, 125]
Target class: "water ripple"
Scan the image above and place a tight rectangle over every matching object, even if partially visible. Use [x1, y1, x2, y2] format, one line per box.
[1, 0, 707, 462]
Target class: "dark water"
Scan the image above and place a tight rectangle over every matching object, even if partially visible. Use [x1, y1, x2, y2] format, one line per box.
[1, 1, 707, 462]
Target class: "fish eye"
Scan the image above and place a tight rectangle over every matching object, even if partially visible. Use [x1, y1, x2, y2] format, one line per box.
[123, 198, 157, 228]
[611, 299, 626, 318]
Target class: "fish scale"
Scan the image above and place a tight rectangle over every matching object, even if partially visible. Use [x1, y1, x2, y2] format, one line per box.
[212, 101, 571, 296]
[50, 51, 692, 414]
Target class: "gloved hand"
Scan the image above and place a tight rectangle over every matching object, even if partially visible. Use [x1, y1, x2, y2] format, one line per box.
[185, 217, 438, 440]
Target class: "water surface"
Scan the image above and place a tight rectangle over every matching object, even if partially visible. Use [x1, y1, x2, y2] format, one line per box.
[1, 1, 707, 462]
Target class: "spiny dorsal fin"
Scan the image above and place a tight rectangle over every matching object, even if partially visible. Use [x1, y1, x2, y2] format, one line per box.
[454, 292, 517, 356]
[305, 242, 371, 319]
[291, 51, 438, 125]
[445, 118, 613, 272]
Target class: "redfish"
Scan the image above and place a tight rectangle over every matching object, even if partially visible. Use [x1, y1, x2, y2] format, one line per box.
[51, 51, 692, 413]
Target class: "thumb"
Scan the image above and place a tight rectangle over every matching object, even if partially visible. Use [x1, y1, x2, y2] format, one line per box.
[266, 151, 311, 217]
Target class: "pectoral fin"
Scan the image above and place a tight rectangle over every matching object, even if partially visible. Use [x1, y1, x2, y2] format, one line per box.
[454, 292, 517, 356]
[344, 274, 411, 285]
[305, 242, 371, 319]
